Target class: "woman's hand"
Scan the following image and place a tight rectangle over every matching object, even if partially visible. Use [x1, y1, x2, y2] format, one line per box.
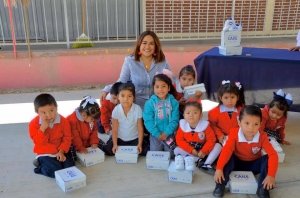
[289, 46, 300, 51]
[99, 91, 107, 105]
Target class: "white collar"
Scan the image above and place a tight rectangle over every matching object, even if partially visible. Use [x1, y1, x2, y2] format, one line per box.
[180, 119, 209, 133]
[75, 108, 84, 122]
[220, 105, 237, 113]
[175, 80, 183, 93]
[39, 113, 60, 129]
[238, 128, 260, 143]
[105, 93, 111, 100]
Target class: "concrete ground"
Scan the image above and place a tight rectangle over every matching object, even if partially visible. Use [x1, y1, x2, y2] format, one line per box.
[0, 89, 299, 198]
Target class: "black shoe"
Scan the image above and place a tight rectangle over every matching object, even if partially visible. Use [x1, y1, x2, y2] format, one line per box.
[98, 139, 106, 150]
[33, 159, 40, 168]
[196, 158, 204, 168]
[257, 187, 270, 198]
[199, 164, 216, 176]
[213, 183, 225, 197]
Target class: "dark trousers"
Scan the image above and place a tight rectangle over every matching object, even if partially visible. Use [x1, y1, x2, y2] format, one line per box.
[102, 138, 149, 156]
[97, 118, 106, 134]
[222, 154, 268, 188]
[34, 153, 75, 178]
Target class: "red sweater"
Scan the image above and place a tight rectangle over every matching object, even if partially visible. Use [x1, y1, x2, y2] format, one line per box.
[174, 81, 201, 111]
[100, 94, 116, 132]
[259, 105, 287, 141]
[29, 114, 72, 155]
[216, 128, 278, 177]
[176, 119, 216, 155]
[208, 106, 243, 138]
[67, 111, 99, 152]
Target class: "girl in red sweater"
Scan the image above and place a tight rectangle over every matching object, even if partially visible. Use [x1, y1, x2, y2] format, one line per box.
[67, 96, 100, 160]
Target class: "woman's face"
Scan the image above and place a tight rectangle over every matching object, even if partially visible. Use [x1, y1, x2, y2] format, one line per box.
[139, 35, 156, 57]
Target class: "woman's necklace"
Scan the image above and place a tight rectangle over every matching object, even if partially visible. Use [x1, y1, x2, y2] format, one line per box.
[143, 58, 153, 71]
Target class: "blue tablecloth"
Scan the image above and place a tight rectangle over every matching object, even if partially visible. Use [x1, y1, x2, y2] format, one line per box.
[194, 47, 300, 112]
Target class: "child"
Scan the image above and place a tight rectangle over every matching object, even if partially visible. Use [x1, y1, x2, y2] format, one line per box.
[103, 82, 148, 156]
[208, 80, 245, 145]
[28, 93, 74, 178]
[174, 102, 221, 172]
[143, 74, 179, 157]
[259, 89, 293, 152]
[99, 82, 123, 134]
[67, 96, 100, 161]
[213, 105, 278, 198]
[174, 65, 202, 118]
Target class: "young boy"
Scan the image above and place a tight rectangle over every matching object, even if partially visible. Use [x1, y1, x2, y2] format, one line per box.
[213, 105, 278, 198]
[28, 93, 74, 178]
[98, 82, 122, 134]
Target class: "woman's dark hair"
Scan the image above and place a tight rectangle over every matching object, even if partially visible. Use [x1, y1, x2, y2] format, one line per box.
[34, 93, 57, 113]
[152, 73, 176, 97]
[133, 30, 165, 63]
[78, 96, 100, 119]
[183, 101, 202, 113]
[110, 82, 123, 96]
[217, 82, 245, 108]
[179, 65, 196, 79]
[269, 98, 289, 115]
[118, 82, 136, 98]
[239, 105, 262, 122]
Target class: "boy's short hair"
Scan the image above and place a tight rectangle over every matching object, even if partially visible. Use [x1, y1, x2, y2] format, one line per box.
[110, 82, 123, 96]
[34, 93, 57, 113]
[239, 105, 262, 122]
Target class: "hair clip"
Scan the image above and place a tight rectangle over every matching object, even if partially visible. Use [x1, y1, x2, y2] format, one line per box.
[221, 80, 230, 85]
[235, 81, 242, 90]
[273, 89, 293, 106]
[81, 96, 97, 109]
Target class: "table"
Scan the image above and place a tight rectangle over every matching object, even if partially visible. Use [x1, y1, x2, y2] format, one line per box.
[194, 47, 300, 112]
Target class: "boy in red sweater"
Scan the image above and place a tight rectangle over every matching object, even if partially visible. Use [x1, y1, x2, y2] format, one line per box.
[213, 105, 278, 198]
[29, 93, 74, 178]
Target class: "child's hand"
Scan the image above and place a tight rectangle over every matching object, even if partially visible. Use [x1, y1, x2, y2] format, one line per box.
[178, 97, 186, 106]
[214, 169, 225, 184]
[282, 140, 291, 145]
[56, 150, 66, 162]
[158, 133, 168, 141]
[91, 144, 98, 149]
[112, 144, 118, 154]
[137, 144, 142, 154]
[218, 135, 225, 144]
[262, 175, 276, 190]
[40, 120, 49, 132]
[99, 91, 107, 105]
[194, 90, 202, 100]
[79, 148, 88, 154]
[198, 150, 206, 159]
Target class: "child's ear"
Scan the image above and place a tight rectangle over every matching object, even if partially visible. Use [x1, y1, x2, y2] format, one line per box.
[237, 119, 241, 127]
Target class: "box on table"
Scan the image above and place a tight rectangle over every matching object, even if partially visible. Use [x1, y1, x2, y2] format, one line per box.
[183, 83, 206, 100]
[167, 161, 194, 184]
[146, 151, 170, 170]
[55, 166, 86, 193]
[76, 147, 105, 167]
[229, 171, 257, 194]
[262, 149, 285, 163]
[115, 146, 138, 163]
[221, 30, 241, 47]
[218, 46, 242, 56]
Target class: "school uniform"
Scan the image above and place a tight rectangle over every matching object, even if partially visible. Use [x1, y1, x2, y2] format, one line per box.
[99, 93, 116, 133]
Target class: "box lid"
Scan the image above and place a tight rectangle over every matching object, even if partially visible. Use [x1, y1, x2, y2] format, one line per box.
[229, 171, 257, 183]
[116, 146, 138, 154]
[77, 147, 104, 160]
[146, 151, 170, 161]
[55, 166, 86, 183]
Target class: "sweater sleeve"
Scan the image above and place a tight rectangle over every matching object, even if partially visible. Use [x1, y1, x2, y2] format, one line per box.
[100, 100, 113, 132]
[165, 98, 179, 136]
[277, 116, 287, 141]
[259, 109, 269, 132]
[28, 117, 50, 146]
[69, 119, 85, 152]
[201, 125, 217, 154]
[216, 130, 236, 171]
[176, 127, 194, 154]
[208, 108, 224, 138]
[57, 117, 72, 153]
[261, 133, 279, 177]
[143, 100, 161, 138]
[90, 120, 100, 145]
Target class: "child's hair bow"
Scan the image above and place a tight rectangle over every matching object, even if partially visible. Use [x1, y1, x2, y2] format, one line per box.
[221, 80, 230, 85]
[235, 81, 242, 90]
[81, 96, 97, 108]
[273, 89, 293, 106]
[156, 69, 173, 81]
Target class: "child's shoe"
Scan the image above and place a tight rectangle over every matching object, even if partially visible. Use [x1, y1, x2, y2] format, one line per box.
[199, 164, 216, 175]
[98, 139, 107, 150]
[269, 138, 283, 152]
[222, 17, 235, 31]
[184, 155, 195, 171]
[33, 159, 40, 168]
[213, 183, 225, 197]
[256, 187, 270, 198]
[175, 154, 184, 170]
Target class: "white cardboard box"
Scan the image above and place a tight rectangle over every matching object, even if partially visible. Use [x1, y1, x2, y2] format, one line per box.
[167, 161, 193, 184]
[146, 151, 170, 170]
[221, 30, 242, 47]
[183, 83, 206, 100]
[76, 147, 105, 167]
[55, 166, 86, 193]
[115, 146, 138, 163]
[229, 171, 257, 194]
[262, 149, 285, 163]
[218, 45, 243, 56]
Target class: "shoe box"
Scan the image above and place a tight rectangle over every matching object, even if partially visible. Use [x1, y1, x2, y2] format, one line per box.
[262, 149, 285, 163]
[218, 45, 242, 56]
[55, 166, 86, 192]
[76, 147, 105, 167]
[146, 151, 170, 170]
[167, 161, 194, 184]
[229, 171, 257, 194]
[221, 30, 242, 47]
[115, 146, 138, 163]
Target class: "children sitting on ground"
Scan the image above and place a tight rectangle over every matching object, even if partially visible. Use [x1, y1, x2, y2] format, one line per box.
[102, 82, 148, 156]
[259, 89, 293, 153]
[29, 93, 74, 178]
[67, 96, 100, 161]
[213, 105, 278, 198]
[143, 74, 179, 158]
[174, 102, 221, 172]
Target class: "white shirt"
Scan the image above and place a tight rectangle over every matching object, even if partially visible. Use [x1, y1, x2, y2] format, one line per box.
[112, 103, 142, 141]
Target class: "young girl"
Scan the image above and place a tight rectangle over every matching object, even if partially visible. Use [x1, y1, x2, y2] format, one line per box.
[67, 96, 100, 160]
[174, 65, 202, 118]
[103, 82, 148, 156]
[213, 105, 278, 198]
[259, 89, 293, 152]
[208, 80, 245, 145]
[143, 74, 179, 156]
[174, 102, 221, 172]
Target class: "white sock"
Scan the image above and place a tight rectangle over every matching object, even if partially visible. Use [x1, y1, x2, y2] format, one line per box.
[204, 143, 222, 165]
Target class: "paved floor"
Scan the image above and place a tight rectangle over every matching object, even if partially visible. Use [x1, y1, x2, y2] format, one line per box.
[0, 90, 299, 198]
